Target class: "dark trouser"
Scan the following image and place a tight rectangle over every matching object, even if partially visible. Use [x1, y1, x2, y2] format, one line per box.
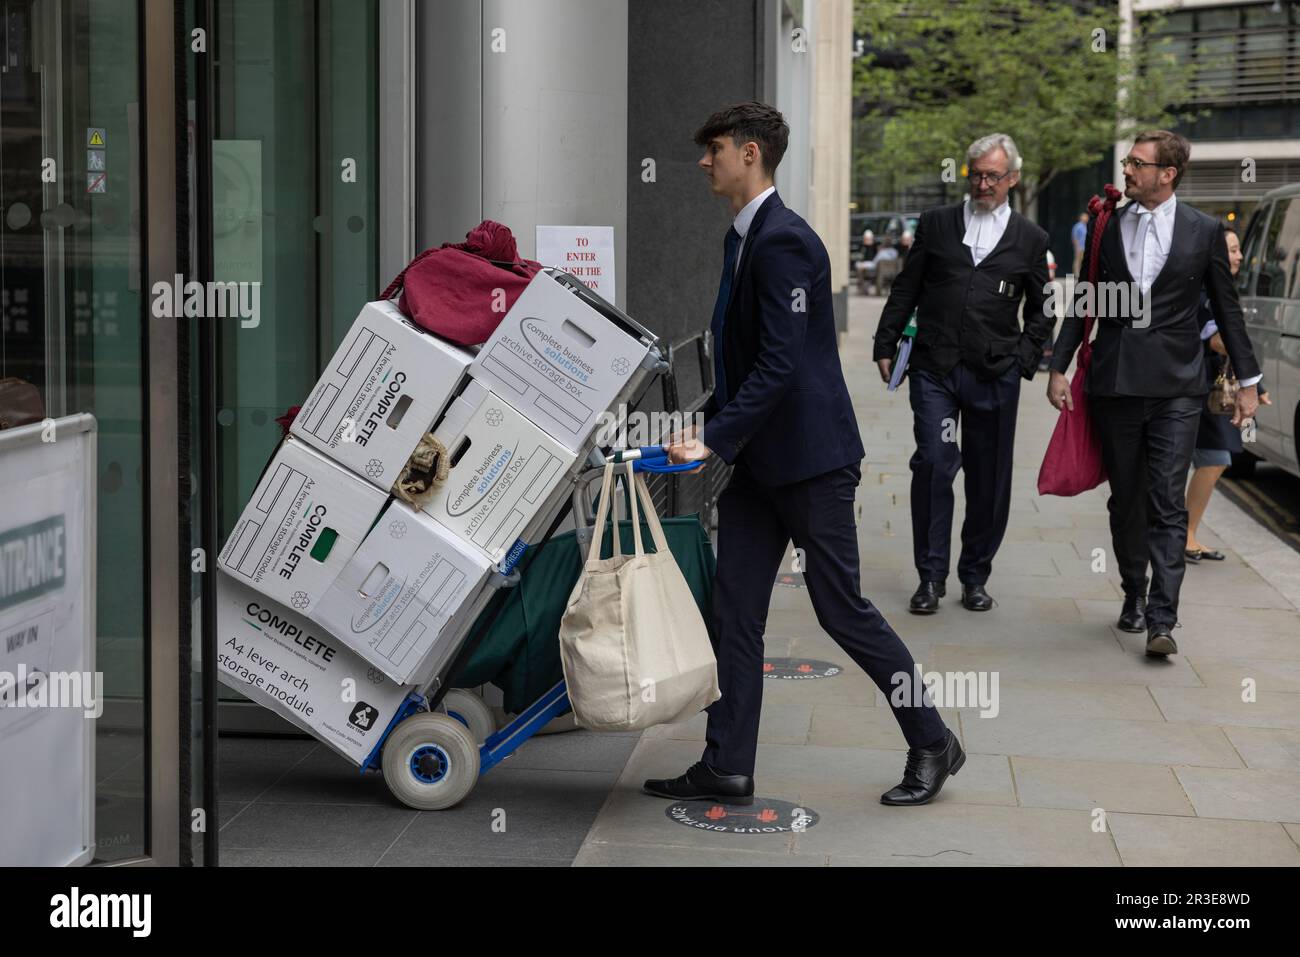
[702, 462, 947, 778]
[1090, 394, 1202, 632]
[907, 362, 1021, 585]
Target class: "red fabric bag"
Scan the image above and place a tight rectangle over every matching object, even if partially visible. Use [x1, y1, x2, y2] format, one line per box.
[380, 220, 543, 346]
[1037, 184, 1123, 497]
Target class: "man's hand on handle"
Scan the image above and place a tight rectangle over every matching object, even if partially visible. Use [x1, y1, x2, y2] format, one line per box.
[1046, 370, 1073, 412]
[665, 421, 701, 446]
[664, 437, 711, 473]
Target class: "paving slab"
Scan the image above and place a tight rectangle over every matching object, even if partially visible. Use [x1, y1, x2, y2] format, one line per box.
[1010, 756, 1196, 816]
[1107, 813, 1300, 866]
[1172, 766, 1300, 823]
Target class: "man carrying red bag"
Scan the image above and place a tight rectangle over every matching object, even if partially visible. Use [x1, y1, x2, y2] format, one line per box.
[1046, 131, 1260, 657]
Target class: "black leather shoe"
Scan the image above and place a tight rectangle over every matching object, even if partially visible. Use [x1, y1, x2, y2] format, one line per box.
[909, 580, 946, 614]
[642, 761, 755, 805]
[880, 730, 965, 806]
[1117, 594, 1147, 633]
[961, 583, 994, 611]
[1146, 628, 1178, 657]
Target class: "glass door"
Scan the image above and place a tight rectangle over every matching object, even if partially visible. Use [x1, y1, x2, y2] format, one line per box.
[1, 0, 148, 862]
[203, 0, 380, 735]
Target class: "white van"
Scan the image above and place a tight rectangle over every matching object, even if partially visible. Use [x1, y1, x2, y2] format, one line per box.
[1232, 184, 1300, 480]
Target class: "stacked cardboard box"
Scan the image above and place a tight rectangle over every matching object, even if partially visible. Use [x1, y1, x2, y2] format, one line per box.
[216, 303, 487, 757]
[216, 575, 413, 766]
[216, 274, 654, 758]
[468, 271, 653, 453]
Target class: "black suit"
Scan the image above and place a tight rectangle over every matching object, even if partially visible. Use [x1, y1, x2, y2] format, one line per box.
[703, 196, 864, 485]
[1049, 198, 1261, 631]
[874, 203, 1052, 585]
[1052, 201, 1261, 396]
[875, 203, 1054, 381]
[700, 192, 946, 777]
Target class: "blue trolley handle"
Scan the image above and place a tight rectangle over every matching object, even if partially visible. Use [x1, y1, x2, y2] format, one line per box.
[606, 445, 703, 474]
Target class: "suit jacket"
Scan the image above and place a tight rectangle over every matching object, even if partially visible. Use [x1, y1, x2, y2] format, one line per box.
[701, 191, 865, 486]
[1049, 198, 1261, 397]
[873, 202, 1053, 380]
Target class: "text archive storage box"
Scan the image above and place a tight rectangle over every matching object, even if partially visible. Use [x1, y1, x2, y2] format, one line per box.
[291, 300, 475, 491]
[218, 438, 388, 615]
[311, 502, 492, 685]
[423, 379, 577, 565]
[217, 574, 414, 766]
[468, 270, 652, 452]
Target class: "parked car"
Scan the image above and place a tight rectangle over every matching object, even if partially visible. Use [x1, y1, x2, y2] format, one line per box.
[1231, 183, 1300, 479]
[850, 211, 918, 270]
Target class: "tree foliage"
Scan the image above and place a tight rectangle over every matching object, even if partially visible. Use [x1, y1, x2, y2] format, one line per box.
[854, 0, 1203, 210]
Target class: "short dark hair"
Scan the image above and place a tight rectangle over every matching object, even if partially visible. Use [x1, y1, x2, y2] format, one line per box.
[1133, 129, 1192, 189]
[694, 102, 789, 178]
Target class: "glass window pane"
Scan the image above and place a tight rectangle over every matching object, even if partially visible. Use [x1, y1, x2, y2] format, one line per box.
[1257, 199, 1291, 297]
[1237, 203, 1272, 296]
[210, 1, 379, 737]
[1, 0, 147, 862]
[1198, 8, 1240, 31]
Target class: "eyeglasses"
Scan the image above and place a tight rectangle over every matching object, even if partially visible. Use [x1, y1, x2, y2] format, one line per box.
[967, 170, 1012, 186]
[1120, 156, 1173, 171]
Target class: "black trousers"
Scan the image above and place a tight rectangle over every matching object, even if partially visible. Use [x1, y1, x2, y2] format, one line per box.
[1090, 394, 1202, 632]
[907, 362, 1021, 585]
[702, 461, 947, 777]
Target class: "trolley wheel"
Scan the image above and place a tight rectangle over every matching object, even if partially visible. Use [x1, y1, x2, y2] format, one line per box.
[438, 689, 496, 744]
[382, 712, 480, 810]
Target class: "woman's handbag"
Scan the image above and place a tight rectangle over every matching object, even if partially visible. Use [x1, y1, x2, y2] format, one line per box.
[1037, 184, 1122, 496]
[558, 461, 720, 731]
[1207, 359, 1239, 416]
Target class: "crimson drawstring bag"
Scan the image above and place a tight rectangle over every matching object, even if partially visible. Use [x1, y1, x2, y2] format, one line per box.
[380, 220, 543, 347]
[1037, 184, 1122, 496]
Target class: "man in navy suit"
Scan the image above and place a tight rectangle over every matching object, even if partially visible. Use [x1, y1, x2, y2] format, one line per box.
[642, 102, 963, 808]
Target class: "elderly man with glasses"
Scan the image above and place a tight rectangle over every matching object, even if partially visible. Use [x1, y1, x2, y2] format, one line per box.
[1046, 130, 1260, 656]
[874, 133, 1052, 616]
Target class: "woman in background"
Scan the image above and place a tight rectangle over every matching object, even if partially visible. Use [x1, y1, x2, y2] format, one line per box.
[1184, 225, 1271, 562]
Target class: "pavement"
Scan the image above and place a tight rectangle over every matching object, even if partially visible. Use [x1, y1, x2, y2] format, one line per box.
[218, 291, 1300, 866]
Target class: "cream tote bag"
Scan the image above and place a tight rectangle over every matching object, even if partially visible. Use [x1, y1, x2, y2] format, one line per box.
[559, 461, 720, 731]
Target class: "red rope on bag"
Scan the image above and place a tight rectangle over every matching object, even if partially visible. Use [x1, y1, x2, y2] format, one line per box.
[379, 244, 442, 301]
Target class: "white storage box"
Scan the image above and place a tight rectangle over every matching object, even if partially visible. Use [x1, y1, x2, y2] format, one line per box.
[469, 272, 651, 452]
[217, 438, 387, 615]
[423, 380, 578, 564]
[216, 574, 413, 766]
[291, 300, 475, 490]
[311, 502, 493, 685]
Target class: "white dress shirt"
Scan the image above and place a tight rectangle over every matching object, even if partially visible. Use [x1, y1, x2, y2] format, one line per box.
[732, 185, 776, 276]
[1122, 194, 1260, 387]
[1120, 194, 1176, 294]
[962, 198, 1011, 266]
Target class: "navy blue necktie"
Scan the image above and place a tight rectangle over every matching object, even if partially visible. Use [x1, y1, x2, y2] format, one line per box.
[710, 226, 741, 406]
